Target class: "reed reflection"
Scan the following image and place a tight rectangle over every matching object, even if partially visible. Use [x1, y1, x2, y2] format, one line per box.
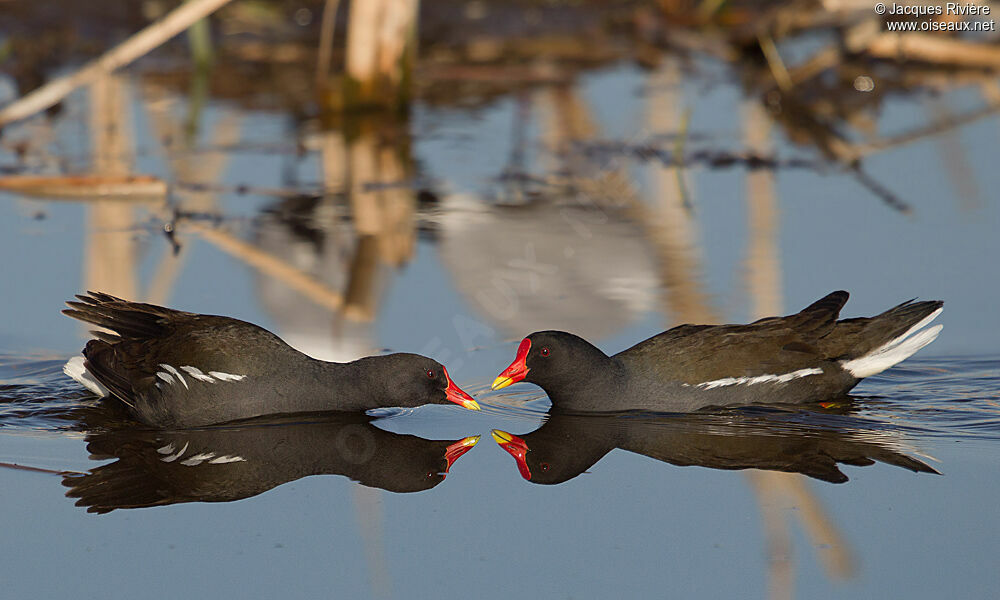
[491, 408, 938, 485]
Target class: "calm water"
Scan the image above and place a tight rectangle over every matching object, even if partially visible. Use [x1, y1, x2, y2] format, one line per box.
[3, 35, 1000, 600]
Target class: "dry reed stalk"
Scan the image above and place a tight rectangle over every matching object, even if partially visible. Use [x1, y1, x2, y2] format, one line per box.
[0, 0, 235, 125]
[867, 32, 1000, 67]
[343, 0, 418, 109]
[0, 174, 167, 198]
[185, 221, 370, 320]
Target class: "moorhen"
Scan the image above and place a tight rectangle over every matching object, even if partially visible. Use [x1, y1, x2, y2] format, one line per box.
[64, 412, 479, 513]
[492, 291, 942, 411]
[491, 410, 938, 484]
[63, 292, 480, 427]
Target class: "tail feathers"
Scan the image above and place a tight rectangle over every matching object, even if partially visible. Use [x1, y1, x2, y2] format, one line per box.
[793, 290, 850, 337]
[801, 290, 850, 315]
[63, 356, 110, 397]
[840, 307, 943, 378]
[63, 291, 180, 340]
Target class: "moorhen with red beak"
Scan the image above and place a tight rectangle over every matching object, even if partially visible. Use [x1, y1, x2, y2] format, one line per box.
[63, 292, 480, 427]
[491, 411, 938, 484]
[492, 291, 942, 412]
[64, 412, 479, 513]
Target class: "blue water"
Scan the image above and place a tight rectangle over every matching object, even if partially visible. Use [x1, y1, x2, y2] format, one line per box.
[2, 51, 1000, 600]
[2, 354, 998, 598]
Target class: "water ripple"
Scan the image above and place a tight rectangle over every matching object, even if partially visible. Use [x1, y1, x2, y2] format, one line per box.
[3, 355, 999, 444]
[850, 356, 1000, 441]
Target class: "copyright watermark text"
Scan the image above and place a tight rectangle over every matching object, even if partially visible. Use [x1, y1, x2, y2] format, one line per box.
[874, 3, 996, 31]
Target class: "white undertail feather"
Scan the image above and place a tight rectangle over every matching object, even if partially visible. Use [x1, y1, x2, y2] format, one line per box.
[63, 356, 109, 397]
[840, 307, 943, 378]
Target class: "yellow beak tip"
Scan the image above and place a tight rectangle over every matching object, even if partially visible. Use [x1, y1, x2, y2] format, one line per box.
[491, 429, 513, 444]
[462, 399, 482, 411]
[491, 376, 513, 391]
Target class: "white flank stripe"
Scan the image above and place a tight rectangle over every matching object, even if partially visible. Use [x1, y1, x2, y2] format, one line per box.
[63, 356, 109, 397]
[180, 452, 216, 466]
[156, 443, 176, 455]
[156, 371, 175, 385]
[209, 455, 247, 464]
[209, 371, 246, 382]
[159, 364, 188, 389]
[696, 367, 824, 390]
[159, 441, 189, 463]
[181, 365, 216, 383]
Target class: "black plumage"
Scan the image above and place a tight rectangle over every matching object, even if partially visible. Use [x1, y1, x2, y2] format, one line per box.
[63, 292, 479, 427]
[492, 291, 943, 411]
[492, 411, 939, 484]
[64, 413, 479, 513]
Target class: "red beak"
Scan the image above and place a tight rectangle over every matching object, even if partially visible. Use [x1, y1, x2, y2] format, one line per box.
[443, 436, 480, 474]
[491, 338, 531, 391]
[443, 366, 481, 410]
[491, 429, 532, 480]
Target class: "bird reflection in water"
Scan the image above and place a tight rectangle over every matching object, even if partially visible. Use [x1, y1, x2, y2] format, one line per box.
[491, 407, 939, 484]
[62, 411, 478, 513]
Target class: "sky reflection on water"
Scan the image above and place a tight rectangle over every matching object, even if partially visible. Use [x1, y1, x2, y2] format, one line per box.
[2, 16, 1000, 600]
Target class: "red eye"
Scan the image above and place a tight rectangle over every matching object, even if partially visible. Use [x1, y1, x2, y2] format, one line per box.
[426, 370, 436, 379]
[541, 463, 550, 471]
[540, 347, 550, 357]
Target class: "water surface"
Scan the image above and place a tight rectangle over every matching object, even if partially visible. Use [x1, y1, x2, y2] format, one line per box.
[2, 9, 1000, 597]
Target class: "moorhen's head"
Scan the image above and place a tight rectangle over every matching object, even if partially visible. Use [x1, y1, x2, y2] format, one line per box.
[491, 331, 610, 396]
[491, 425, 611, 485]
[375, 354, 480, 410]
[491, 429, 559, 483]
[350, 434, 482, 493]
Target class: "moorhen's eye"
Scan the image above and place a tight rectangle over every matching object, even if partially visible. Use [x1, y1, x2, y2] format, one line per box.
[426, 369, 436, 379]
[426, 471, 435, 478]
[540, 347, 550, 357]
[541, 463, 550, 471]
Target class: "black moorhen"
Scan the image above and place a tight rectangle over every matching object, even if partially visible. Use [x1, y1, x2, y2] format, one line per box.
[63, 292, 480, 427]
[64, 412, 479, 513]
[492, 291, 942, 411]
[491, 411, 938, 484]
